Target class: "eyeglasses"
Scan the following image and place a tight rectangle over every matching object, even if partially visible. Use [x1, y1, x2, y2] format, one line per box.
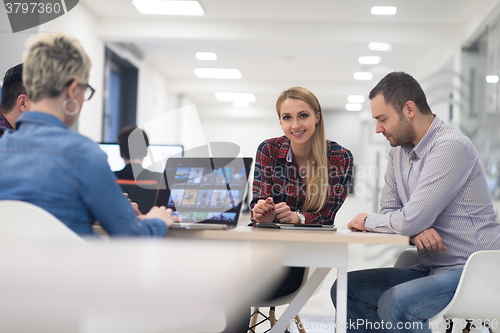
[79, 83, 95, 101]
[65, 80, 95, 101]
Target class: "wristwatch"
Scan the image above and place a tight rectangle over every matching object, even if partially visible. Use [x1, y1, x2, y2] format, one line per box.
[296, 211, 306, 224]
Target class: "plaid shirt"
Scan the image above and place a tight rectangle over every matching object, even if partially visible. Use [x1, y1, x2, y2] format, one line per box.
[0, 113, 13, 138]
[251, 136, 354, 225]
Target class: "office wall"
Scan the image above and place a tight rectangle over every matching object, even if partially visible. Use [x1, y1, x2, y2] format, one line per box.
[35, 3, 206, 149]
[0, 9, 34, 79]
[137, 59, 179, 145]
[38, 4, 104, 142]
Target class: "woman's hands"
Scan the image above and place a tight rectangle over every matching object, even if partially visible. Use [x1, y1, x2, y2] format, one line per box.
[275, 202, 300, 224]
[139, 206, 179, 227]
[252, 197, 276, 222]
[252, 198, 300, 224]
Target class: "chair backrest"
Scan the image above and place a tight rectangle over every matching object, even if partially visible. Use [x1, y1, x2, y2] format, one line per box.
[439, 250, 500, 321]
[0, 200, 85, 243]
[116, 179, 159, 214]
[256, 267, 311, 307]
[394, 248, 420, 267]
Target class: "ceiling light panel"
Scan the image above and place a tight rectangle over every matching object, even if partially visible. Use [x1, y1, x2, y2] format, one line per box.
[371, 6, 397, 15]
[133, 0, 204, 16]
[193, 68, 242, 79]
[486, 75, 499, 83]
[196, 52, 217, 60]
[369, 42, 392, 52]
[348, 95, 365, 103]
[358, 56, 381, 65]
[215, 92, 256, 102]
[345, 103, 362, 111]
[353, 72, 373, 81]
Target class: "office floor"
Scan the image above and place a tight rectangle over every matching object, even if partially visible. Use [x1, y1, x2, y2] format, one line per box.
[239, 195, 412, 333]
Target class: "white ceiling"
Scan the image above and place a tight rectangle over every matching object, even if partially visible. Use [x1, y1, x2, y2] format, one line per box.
[79, 0, 500, 115]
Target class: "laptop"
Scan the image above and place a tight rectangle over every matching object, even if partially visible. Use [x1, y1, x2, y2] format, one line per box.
[155, 157, 253, 230]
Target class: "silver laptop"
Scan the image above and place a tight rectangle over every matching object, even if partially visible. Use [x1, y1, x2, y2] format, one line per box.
[155, 157, 253, 230]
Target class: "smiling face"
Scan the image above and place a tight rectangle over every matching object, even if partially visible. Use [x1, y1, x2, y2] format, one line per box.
[278, 98, 320, 147]
[371, 93, 416, 147]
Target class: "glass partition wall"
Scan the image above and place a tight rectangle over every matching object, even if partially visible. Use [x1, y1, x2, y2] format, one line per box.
[462, 20, 500, 211]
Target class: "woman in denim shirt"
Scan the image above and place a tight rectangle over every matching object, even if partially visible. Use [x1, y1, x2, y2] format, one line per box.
[0, 33, 174, 237]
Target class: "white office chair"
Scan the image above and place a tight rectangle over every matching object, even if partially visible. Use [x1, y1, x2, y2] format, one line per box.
[393, 247, 420, 267]
[428, 250, 500, 333]
[394, 248, 500, 333]
[249, 267, 321, 333]
[0, 200, 85, 244]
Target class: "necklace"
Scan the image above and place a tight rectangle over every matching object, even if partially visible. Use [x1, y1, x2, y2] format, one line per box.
[299, 168, 306, 179]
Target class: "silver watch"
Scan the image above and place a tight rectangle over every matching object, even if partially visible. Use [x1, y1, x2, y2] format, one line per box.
[296, 211, 306, 224]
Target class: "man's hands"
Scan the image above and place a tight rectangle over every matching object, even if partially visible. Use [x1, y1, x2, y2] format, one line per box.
[411, 228, 447, 252]
[252, 198, 299, 223]
[348, 211, 447, 253]
[347, 213, 368, 232]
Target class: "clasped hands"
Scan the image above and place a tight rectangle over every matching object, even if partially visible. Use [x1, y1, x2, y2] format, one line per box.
[252, 197, 300, 224]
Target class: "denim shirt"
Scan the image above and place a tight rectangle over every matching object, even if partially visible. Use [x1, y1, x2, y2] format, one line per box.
[0, 112, 168, 237]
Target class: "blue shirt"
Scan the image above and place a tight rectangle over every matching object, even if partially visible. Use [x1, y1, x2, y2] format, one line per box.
[0, 112, 168, 237]
[365, 116, 500, 274]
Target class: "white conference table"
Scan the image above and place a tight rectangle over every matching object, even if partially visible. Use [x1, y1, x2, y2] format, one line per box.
[169, 224, 410, 333]
[0, 238, 286, 333]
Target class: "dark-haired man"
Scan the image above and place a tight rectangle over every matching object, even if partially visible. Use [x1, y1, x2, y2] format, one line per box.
[0, 64, 28, 137]
[114, 125, 162, 182]
[331, 72, 500, 332]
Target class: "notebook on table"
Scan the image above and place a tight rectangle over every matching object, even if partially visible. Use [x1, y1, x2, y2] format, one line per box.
[155, 157, 253, 230]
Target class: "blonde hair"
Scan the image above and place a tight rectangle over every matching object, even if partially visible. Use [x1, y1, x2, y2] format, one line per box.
[276, 87, 329, 213]
[22, 32, 92, 102]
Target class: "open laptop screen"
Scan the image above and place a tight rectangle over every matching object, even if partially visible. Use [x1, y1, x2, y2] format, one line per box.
[156, 157, 253, 227]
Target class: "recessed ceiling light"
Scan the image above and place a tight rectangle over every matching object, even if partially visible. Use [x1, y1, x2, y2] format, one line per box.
[345, 103, 362, 111]
[371, 6, 397, 15]
[348, 95, 365, 103]
[354, 72, 373, 81]
[368, 42, 392, 52]
[132, 0, 204, 16]
[358, 56, 381, 65]
[215, 92, 256, 102]
[196, 52, 217, 61]
[233, 101, 250, 108]
[193, 68, 242, 79]
[486, 75, 499, 83]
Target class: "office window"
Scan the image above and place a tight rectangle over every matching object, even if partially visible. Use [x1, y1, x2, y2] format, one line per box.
[461, 23, 500, 201]
[103, 47, 139, 142]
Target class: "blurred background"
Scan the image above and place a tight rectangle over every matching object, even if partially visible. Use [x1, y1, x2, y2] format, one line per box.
[2, 1, 500, 331]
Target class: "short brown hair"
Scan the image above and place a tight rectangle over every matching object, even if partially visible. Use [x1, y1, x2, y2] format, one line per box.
[369, 72, 432, 115]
